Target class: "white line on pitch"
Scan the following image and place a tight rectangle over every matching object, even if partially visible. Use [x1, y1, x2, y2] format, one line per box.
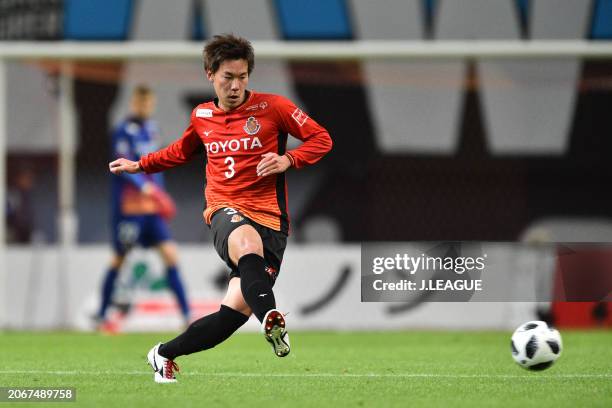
[0, 371, 610, 379]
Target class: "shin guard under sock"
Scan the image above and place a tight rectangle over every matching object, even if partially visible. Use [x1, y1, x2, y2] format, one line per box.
[238, 253, 276, 322]
[158, 305, 248, 360]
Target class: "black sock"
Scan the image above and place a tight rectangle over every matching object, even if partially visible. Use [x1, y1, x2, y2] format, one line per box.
[158, 305, 248, 360]
[238, 253, 276, 322]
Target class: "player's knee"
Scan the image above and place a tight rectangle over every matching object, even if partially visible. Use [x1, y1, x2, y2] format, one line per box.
[110, 254, 126, 269]
[163, 254, 178, 267]
[236, 241, 262, 258]
[228, 226, 264, 260]
[228, 227, 263, 266]
[158, 241, 178, 266]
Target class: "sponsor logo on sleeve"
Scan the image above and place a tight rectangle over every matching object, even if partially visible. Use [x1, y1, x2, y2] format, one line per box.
[291, 108, 308, 127]
[196, 108, 213, 118]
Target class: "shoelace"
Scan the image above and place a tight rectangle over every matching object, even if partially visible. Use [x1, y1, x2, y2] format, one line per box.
[164, 360, 180, 379]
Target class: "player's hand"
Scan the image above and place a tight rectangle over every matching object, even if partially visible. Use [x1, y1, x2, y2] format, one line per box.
[109, 158, 141, 175]
[143, 182, 176, 221]
[256, 153, 291, 177]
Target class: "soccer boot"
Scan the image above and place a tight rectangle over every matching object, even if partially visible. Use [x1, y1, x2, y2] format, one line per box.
[90, 314, 120, 335]
[262, 309, 290, 357]
[147, 343, 179, 383]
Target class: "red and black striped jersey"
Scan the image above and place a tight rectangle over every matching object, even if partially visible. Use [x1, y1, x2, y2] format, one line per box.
[139, 91, 332, 233]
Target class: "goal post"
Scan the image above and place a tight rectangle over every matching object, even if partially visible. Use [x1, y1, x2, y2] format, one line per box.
[0, 60, 6, 330]
[1, 40, 612, 60]
[0, 40, 612, 61]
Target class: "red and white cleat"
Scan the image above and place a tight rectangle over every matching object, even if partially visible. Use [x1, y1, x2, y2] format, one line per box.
[147, 343, 179, 383]
[262, 309, 290, 357]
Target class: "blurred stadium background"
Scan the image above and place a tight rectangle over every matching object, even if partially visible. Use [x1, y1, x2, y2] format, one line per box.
[1, 0, 612, 333]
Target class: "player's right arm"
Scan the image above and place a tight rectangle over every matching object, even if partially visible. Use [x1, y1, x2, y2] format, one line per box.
[110, 127, 148, 181]
[110, 119, 201, 172]
[110, 114, 201, 220]
[138, 112, 202, 174]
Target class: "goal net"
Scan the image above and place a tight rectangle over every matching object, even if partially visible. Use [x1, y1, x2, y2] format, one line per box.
[2, 40, 612, 328]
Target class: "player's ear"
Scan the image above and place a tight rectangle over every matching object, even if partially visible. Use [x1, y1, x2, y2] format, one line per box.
[206, 70, 214, 82]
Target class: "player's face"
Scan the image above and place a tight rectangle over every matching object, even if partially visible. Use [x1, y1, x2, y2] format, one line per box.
[131, 94, 156, 119]
[207, 59, 249, 111]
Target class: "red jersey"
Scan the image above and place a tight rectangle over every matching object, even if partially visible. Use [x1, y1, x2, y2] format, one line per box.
[139, 91, 332, 233]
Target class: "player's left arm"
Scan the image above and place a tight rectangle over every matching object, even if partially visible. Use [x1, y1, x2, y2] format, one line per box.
[256, 97, 332, 177]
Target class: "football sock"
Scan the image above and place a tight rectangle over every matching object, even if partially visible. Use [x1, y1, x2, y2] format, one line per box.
[98, 268, 119, 319]
[166, 266, 190, 319]
[158, 305, 249, 359]
[238, 253, 276, 322]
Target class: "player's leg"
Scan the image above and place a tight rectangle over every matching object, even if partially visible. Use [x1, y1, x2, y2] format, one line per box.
[97, 253, 126, 321]
[226, 217, 289, 357]
[157, 277, 250, 359]
[148, 277, 250, 383]
[145, 214, 191, 322]
[157, 240, 190, 323]
[147, 208, 287, 382]
[228, 223, 279, 321]
[97, 218, 138, 322]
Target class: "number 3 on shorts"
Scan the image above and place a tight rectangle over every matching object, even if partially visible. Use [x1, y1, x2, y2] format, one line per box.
[224, 156, 235, 178]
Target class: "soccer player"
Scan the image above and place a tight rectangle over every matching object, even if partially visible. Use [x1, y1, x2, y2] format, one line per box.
[109, 34, 332, 383]
[96, 85, 191, 332]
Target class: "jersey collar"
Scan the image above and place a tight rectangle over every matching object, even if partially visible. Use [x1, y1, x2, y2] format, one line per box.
[213, 90, 255, 114]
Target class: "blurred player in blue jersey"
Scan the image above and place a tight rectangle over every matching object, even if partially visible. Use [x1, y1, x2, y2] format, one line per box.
[96, 85, 190, 331]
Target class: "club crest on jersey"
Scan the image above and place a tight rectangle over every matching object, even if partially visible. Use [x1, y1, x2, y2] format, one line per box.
[243, 116, 261, 135]
[231, 214, 244, 223]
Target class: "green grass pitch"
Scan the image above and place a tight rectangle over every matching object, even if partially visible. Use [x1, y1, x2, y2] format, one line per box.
[0, 330, 610, 407]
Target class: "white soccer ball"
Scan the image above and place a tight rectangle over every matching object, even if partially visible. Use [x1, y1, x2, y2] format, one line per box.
[511, 320, 562, 371]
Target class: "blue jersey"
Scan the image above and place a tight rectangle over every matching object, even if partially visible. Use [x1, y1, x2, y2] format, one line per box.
[111, 117, 165, 218]
[110, 117, 172, 254]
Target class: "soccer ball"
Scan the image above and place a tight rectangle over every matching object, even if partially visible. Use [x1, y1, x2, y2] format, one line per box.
[511, 321, 562, 371]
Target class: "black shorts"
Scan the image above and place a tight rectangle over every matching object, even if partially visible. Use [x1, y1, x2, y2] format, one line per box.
[210, 207, 287, 283]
